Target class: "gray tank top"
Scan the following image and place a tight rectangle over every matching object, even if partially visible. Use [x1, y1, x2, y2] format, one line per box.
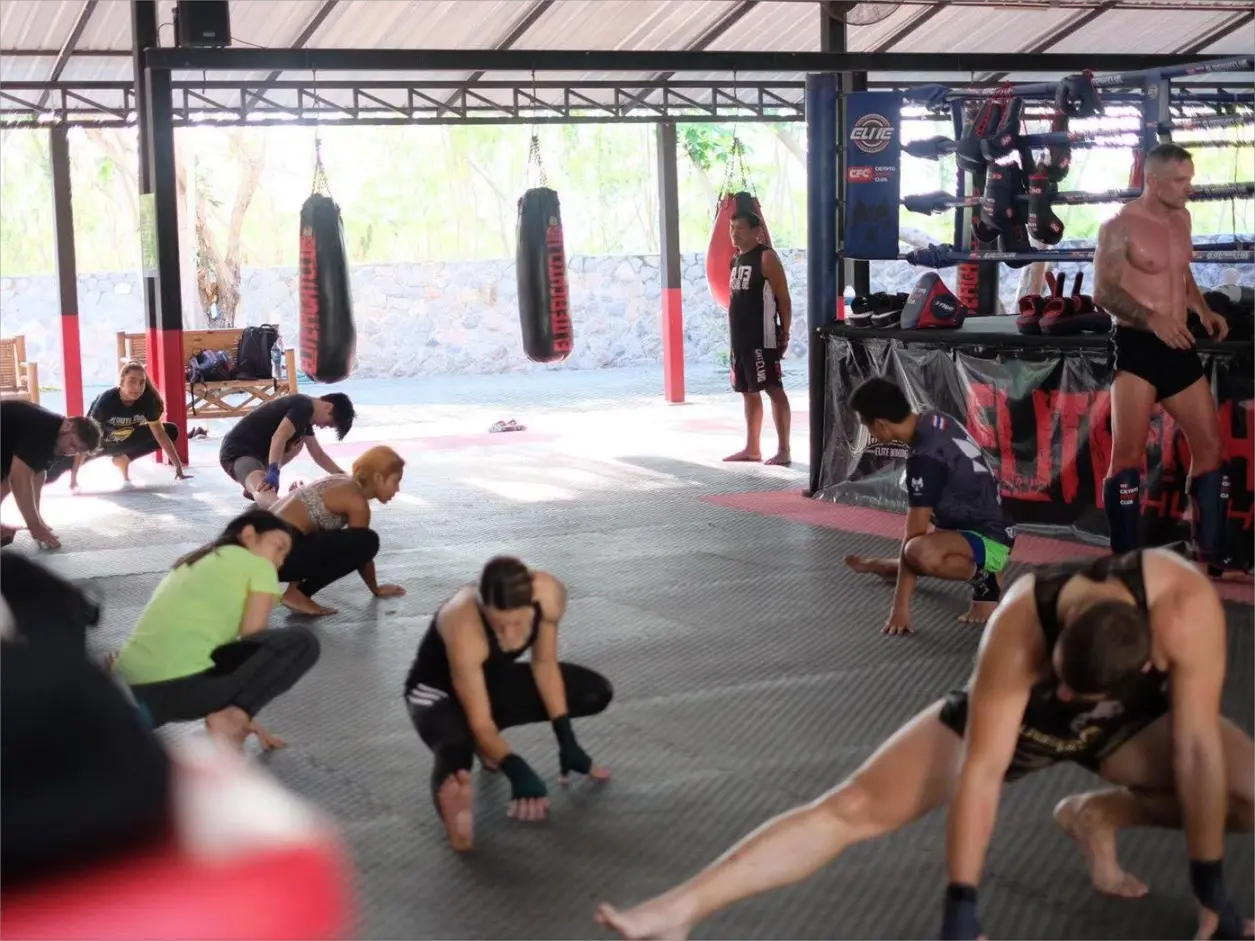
[295, 475, 351, 532]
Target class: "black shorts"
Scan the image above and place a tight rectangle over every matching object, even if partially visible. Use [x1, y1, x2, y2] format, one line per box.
[937, 688, 1169, 782]
[1110, 325, 1205, 402]
[730, 347, 783, 394]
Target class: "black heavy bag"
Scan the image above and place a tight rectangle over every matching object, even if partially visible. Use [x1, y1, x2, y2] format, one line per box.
[516, 186, 573, 364]
[298, 160, 356, 384]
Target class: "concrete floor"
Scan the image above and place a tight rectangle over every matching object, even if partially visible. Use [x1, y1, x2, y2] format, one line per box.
[9, 365, 1253, 940]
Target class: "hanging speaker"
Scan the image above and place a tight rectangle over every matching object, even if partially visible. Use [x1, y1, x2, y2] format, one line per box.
[174, 1, 232, 48]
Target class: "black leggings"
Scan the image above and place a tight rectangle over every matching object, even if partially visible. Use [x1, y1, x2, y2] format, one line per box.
[128, 627, 320, 727]
[46, 423, 179, 483]
[407, 662, 613, 802]
[277, 527, 380, 597]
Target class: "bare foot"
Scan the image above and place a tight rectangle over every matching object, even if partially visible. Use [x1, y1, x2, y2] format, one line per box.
[595, 900, 694, 941]
[722, 449, 761, 463]
[281, 586, 338, 617]
[437, 770, 475, 852]
[844, 554, 898, 581]
[1, 524, 15, 547]
[205, 706, 252, 751]
[1054, 795, 1149, 898]
[958, 600, 998, 624]
[764, 451, 791, 467]
[248, 720, 287, 751]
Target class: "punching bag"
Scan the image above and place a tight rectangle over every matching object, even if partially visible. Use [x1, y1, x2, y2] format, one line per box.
[706, 190, 773, 312]
[299, 179, 356, 384]
[516, 187, 573, 364]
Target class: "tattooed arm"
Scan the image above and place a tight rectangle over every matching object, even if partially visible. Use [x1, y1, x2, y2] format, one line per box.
[1092, 219, 1154, 329]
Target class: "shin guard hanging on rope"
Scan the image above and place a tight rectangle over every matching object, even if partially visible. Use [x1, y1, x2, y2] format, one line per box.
[299, 144, 356, 384]
[706, 138, 772, 311]
[516, 136, 573, 364]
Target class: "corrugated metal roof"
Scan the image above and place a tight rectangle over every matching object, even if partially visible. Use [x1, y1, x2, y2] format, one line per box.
[0, 0, 1251, 117]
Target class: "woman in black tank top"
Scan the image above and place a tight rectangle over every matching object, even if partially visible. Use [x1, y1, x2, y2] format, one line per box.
[403, 555, 614, 851]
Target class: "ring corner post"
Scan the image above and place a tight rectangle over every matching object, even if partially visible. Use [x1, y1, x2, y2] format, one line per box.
[142, 62, 189, 464]
[49, 125, 84, 418]
[657, 121, 685, 405]
[806, 71, 839, 497]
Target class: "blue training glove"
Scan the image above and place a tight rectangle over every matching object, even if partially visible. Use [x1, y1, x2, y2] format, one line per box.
[552, 715, 593, 776]
[262, 462, 281, 491]
[499, 754, 547, 800]
[941, 884, 981, 940]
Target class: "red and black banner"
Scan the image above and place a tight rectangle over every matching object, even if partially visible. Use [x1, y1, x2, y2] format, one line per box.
[816, 330, 1254, 572]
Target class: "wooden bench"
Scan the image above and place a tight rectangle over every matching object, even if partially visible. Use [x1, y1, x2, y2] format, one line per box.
[116, 328, 299, 419]
[1, 336, 40, 405]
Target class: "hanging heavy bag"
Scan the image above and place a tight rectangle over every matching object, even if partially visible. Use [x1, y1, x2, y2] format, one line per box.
[298, 148, 356, 384]
[705, 139, 773, 311]
[515, 135, 573, 365]
[516, 186, 573, 364]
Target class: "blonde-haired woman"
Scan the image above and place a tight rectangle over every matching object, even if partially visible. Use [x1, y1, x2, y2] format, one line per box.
[271, 444, 407, 616]
[46, 361, 190, 489]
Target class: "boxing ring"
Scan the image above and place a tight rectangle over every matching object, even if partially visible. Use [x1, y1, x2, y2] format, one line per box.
[804, 56, 1255, 570]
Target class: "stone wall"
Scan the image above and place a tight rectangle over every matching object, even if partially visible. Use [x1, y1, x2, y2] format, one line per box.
[1, 240, 1250, 388]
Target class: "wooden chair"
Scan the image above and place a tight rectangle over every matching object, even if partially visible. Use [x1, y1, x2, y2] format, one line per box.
[116, 328, 299, 419]
[0, 336, 40, 405]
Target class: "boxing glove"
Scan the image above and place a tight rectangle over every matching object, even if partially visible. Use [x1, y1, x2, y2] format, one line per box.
[1028, 164, 1065, 245]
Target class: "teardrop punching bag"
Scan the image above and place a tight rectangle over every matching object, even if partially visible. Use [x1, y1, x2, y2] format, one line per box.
[516, 187, 573, 364]
[706, 191, 773, 312]
[299, 168, 356, 384]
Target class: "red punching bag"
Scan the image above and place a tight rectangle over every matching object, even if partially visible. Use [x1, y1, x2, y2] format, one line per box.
[706, 191, 773, 311]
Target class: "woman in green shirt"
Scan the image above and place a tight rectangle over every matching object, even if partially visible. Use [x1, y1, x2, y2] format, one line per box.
[114, 509, 320, 751]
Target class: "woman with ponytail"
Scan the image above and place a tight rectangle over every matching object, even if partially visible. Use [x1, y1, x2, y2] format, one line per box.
[113, 509, 319, 751]
[270, 444, 407, 616]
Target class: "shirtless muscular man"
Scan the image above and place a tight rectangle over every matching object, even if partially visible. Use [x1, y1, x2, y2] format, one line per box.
[1093, 143, 1231, 568]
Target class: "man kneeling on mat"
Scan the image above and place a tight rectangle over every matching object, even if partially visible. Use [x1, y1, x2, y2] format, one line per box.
[270, 444, 407, 616]
[842, 376, 1016, 634]
[404, 556, 613, 851]
[596, 548, 1253, 941]
[113, 510, 320, 752]
[218, 392, 355, 508]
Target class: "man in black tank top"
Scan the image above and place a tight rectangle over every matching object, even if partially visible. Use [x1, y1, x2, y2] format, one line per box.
[596, 549, 1253, 941]
[723, 210, 794, 467]
[403, 556, 614, 851]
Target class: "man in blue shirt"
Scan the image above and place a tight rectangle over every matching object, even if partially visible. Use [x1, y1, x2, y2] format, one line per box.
[844, 376, 1016, 634]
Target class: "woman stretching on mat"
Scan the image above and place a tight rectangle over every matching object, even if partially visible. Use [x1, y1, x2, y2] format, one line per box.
[404, 556, 614, 851]
[113, 509, 320, 752]
[47, 361, 191, 489]
[270, 444, 408, 617]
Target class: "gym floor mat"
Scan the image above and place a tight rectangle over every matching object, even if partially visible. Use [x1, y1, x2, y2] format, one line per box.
[14, 429, 1252, 941]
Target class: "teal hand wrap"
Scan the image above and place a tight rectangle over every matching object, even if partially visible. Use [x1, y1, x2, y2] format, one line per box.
[499, 754, 547, 800]
[553, 715, 593, 776]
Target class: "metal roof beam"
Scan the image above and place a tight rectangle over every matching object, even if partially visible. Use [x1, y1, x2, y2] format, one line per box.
[979, 0, 1119, 84]
[871, 2, 947, 53]
[1177, 10, 1255, 55]
[144, 48, 1242, 74]
[244, 0, 340, 109]
[36, 0, 98, 110]
[449, 0, 555, 113]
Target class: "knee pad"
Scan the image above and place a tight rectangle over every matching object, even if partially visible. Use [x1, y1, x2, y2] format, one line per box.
[1103, 468, 1142, 554]
[1189, 466, 1231, 566]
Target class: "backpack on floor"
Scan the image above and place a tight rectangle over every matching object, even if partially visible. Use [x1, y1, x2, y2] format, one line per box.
[231, 324, 280, 381]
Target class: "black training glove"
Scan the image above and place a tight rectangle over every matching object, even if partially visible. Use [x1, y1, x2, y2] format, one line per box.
[941, 884, 982, 940]
[1191, 859, 1247, 940]
[499, 754, 548, 800]
[553, 715, 594, 777]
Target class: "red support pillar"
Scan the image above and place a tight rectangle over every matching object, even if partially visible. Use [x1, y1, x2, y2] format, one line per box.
[657, 122, 685, 403]
[49, 126, 84, 416]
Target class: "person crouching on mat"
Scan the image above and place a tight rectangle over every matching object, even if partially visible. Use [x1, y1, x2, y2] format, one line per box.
[112, 509, 319, 752]
[270, 444, 408, 617]
[596, 548, 1254, 941]
[218, 392, 355, 509]
[404, 556, 613, 852]
[1, 400, 102, 549]
[841, 376, 1016, 634]
[46, 361, 190, 490]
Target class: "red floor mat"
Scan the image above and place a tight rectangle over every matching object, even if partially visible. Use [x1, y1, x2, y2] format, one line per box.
[703, 489, 1254, 606]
